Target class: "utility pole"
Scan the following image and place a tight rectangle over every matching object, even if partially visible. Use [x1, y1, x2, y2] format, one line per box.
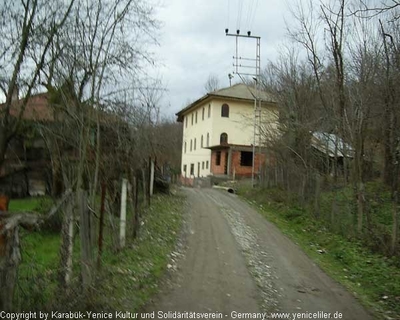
[225, 29, 261, 187]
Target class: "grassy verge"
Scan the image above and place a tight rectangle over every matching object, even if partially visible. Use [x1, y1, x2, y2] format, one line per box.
[90, 192, 185, 311]
[9, 190, 186, 312]
[237, 185, 400, 320]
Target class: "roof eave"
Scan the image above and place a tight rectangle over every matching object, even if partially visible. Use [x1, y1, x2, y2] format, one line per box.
[175, 93, 276, 122]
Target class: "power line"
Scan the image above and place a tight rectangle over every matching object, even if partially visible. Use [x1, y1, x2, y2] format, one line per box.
[237, 0, 244, 30]
[227, 0, 230, 29]
[249, 0, 259, 31]
[246, 0, 255, 31]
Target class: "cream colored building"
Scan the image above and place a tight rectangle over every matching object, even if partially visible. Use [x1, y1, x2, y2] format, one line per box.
[176, 83, 278, 180]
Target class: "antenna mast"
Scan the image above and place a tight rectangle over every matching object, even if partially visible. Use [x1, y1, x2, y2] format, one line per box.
[225, 29, 261, 187]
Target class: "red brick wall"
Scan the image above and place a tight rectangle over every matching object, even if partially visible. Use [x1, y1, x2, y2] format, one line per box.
[211, 150, 227, 175]
[209, 149, 267, 177]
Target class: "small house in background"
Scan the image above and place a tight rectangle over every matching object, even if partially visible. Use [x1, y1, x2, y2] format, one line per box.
[176, 83, 279, 185]
[0, 91, 114, 197]
[311, 131, 354, 175]
[0, 92, 55, 197]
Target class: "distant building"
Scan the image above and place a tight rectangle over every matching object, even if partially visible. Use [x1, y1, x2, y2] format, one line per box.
[311, 131, 354, 176]
[0, 91, 121, 197]
[176, 83, 278, 184]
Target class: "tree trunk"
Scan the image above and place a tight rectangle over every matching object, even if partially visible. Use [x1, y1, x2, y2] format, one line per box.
[314, 173, 321, 219]
[0, 130, 9, 173]
[58, 198, 74, 289]
[331, 192, 338, 231]
[0, 225, 21, 311]
[356, 182, 365, 235]
[391, 191, 398, 255]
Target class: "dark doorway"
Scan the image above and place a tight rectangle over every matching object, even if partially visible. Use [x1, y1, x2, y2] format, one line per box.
[224, 152, 228, 174]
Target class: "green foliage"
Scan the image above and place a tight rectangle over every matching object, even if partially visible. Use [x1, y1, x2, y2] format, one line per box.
[238, 185, 400, 319]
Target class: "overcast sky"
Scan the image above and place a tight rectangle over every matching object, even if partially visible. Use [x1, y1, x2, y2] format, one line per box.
[152, 0, 290, 117]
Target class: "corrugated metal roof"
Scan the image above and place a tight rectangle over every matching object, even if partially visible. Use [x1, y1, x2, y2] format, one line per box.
[311, 131, 354, 158]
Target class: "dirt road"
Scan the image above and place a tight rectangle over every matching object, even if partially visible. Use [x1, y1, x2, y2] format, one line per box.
[145, 188, 374, 320]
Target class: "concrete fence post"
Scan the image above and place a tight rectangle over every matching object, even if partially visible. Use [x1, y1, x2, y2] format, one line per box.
[119, 178, 128, 249]
[150, 159, 155, 196]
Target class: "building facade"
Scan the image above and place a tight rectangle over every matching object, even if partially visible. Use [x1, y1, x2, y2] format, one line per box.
[176, 83, 278, 183]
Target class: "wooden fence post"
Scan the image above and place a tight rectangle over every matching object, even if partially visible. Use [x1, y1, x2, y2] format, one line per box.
[78, 189, 92, 290]
[147, 157, 151, 206]
[314, 173, 321, 219]
[97, 183, 106, 269]
[142, 168, 147, 207]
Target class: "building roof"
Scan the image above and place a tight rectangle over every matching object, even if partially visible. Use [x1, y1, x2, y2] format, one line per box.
[3, 92, 54, 121]
[176, 83, 276, 122]
[1, 91, 123, 124]
[311, 131, 354, 158]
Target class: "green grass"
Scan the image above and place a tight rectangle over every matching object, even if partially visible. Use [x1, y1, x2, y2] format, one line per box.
[10, 191, 186, 312]
[238, 185, 400, 320]
[8, 196, 62, 310]
[92, 192, 185, 311]
[8, 197, 49, 212]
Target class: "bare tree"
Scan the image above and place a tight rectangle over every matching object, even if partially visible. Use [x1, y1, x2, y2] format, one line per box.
[353, 0, 400, 20]
[204, 74, 221, 93]
[378, 19, 400, 254]
[0, 0, 74, 170]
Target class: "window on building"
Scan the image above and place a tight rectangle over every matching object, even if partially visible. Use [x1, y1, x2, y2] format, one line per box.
[202, 161, 205, 169]
[216, 151, 221, 166]
[185, 116, 187, 128]
[184, 142, 187, 153]
[195, 111, 198, 123]
[201, 135, 203, 148]
[183, 164, 187, 173]
[206, 161, 209, 169]
[221, 103, 229, 117]
[220, 132, 228, 145]
[194, 138, 197, 150]
[190, 163, 194, 175]
[207, 133, 210, 147]
[190, 139, 192, 151]
[202, 107, 205, 120]
[191, 113, 194, 125]
[208, 104, 211, 118]
[240, 151, 253, 167]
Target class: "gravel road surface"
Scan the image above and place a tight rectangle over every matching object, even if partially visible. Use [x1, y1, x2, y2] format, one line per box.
[145, 188, 374, 320]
